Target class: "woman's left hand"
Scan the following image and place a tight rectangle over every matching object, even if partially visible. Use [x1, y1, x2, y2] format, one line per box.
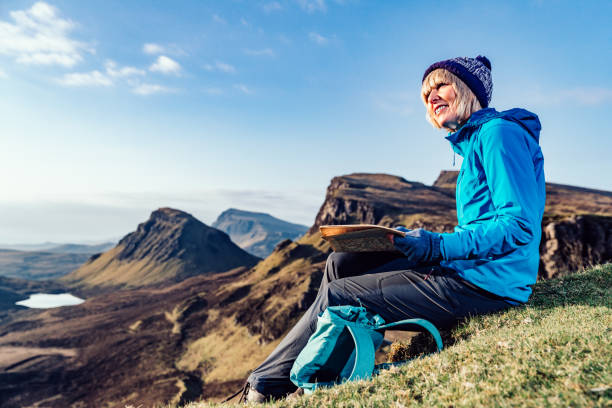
[392, 228, 442, 264]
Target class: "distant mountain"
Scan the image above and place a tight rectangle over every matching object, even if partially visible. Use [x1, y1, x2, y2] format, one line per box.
[62, 207, 260, 293]
[0, 249, 92, 281]
[0, 241, 115, 253]
[212, 208, 309, 258]
[46, 242, 116, 254]
[0, 242, 62, 252]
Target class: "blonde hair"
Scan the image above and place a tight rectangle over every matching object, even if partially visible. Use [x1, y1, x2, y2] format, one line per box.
[421, 69, 482, 130]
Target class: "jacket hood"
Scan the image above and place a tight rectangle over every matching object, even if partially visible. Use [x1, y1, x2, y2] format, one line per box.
[446, 108, 541, 155]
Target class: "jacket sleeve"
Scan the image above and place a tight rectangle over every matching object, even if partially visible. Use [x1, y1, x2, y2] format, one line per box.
[441, 121, 539, 261]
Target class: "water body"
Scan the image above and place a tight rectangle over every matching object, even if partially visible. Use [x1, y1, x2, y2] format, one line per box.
[16, 293, 85, 309]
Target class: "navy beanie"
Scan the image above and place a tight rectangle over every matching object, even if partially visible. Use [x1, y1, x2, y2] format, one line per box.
[422, 56, 493, 108]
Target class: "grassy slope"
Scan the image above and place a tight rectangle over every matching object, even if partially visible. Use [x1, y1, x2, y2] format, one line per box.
[186, 263, 611, 408]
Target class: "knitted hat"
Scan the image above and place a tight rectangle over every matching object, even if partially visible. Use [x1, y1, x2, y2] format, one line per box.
[422, 56, 492, 108]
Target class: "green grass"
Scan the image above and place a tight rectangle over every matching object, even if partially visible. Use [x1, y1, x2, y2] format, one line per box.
[186, 264, 612, 408]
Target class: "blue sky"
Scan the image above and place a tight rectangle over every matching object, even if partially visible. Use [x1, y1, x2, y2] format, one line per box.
[0, 0, 611, 243]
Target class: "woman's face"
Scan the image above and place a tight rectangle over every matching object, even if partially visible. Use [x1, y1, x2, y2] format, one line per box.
[427, 83, 461, 130]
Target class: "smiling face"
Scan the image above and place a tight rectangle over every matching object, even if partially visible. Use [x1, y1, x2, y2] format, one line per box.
[421, 69, 482, 131]
[427, 83, 460, 130]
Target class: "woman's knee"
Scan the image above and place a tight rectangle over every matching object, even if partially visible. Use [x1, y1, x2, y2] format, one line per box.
[323, 252, 353, 283]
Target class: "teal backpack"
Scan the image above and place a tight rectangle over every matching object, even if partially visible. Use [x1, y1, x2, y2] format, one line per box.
[290, 305, 443, 393]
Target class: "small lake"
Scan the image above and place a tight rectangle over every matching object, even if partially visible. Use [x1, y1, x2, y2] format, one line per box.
[16, 293, 85, 309]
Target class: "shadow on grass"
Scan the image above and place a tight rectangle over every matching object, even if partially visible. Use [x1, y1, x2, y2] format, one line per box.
[387, 264, 612, 362]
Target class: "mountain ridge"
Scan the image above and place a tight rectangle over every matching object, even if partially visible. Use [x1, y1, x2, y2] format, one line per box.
[62, 207, 259, 293]
[212, 208, 308, 258]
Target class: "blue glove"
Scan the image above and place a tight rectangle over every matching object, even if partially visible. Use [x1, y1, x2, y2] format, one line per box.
[394, 226, 411, 233]
[393, 228, 442, 264]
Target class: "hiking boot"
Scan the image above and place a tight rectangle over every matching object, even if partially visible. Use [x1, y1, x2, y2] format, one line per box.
[244, 384, 266, 403]
[286, 387, 304, 401]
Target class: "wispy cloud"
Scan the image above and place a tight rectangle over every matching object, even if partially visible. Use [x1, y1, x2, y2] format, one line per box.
[212, 14, 226, 24]
[57, 60, 145, 87]
[203, 60, 236, 74]
[149, 55, 181, 75]
[56, 70, 113, 87]
[234, 84, 253, 94]
[244, 48, 275, 57]
[142, 42, 186, 56]
[142, 43, 164, 55]
[104, 60, 145, 78]
[0, 1, 91, 67]
[297, 0, 327, 13]
[240, 17, 249, 26]
[263, 2, 283, 13]
[132, 83, 172, 95]
[309, 32, 329, 45]
[0, 68, 7, 79]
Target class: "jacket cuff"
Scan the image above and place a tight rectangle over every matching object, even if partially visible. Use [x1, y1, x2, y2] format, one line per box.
[431, 233, 442, 261]
[440, 232, 461, 261]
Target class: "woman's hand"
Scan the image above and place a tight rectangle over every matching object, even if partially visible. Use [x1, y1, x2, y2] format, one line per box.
[392, 228, 442, 264]
[387, 226, 411, 244]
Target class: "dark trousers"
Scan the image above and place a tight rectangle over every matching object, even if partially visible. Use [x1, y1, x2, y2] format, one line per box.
[247, 252, 513, 398]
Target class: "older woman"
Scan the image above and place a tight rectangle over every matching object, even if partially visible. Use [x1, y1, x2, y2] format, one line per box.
[244, 55, 545, 402]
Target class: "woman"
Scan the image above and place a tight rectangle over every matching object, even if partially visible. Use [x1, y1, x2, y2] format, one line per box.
[244, 55, 546, 402]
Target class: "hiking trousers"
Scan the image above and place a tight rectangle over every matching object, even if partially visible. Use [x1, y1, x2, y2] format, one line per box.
[247, 251, 515, 399]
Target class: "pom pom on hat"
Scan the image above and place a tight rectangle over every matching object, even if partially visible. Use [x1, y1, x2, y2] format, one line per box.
[422, 55, 493, 108]
[475, 55, 491, 70]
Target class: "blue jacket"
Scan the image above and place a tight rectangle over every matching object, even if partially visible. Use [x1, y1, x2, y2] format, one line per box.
[440, 108, 545, 303]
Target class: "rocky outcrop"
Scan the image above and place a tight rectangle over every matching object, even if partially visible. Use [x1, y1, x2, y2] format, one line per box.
[63, 208, 260, 292]
[540, 215, 612, 278]
[310, 173, 457, 234]
[212, 208, 308, 258]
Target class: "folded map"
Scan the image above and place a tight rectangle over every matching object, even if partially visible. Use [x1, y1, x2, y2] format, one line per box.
[319, 224, 406, 252]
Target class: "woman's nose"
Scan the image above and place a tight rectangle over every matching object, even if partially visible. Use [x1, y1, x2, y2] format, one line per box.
[428, 89, 438, 103]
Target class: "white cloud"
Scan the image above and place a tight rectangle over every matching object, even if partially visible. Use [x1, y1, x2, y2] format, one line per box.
[212, 14, 226, 24]
[309, 32, 329, 45]
[132, 83, 172, 95]
[0, 68, 8, 79]
[143, 43, 164, 55]
[149, 55, 181, 75]
[56, 61, 146, 88]
[297, 0, 327, 13]
[263, 2, 283, 12]
[234, 84, 253, 94]
[244, 48, 275, 57]
[0, 1, 91, 67]
[104, 60, 145, 78]
[56, 70, 113, 87]
[203, 60, 236, 74]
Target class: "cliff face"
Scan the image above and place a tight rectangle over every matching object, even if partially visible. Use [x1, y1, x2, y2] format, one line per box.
[310, 173, 457, 234]
[540, 215, 612, 278]
[212, 208, 308, 258]
[63, 208, 259, 293]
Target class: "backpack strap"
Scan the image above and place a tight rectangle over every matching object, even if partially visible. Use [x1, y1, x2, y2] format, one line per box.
[377, 318, 443, 351]
[344, 325, 376, 381]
